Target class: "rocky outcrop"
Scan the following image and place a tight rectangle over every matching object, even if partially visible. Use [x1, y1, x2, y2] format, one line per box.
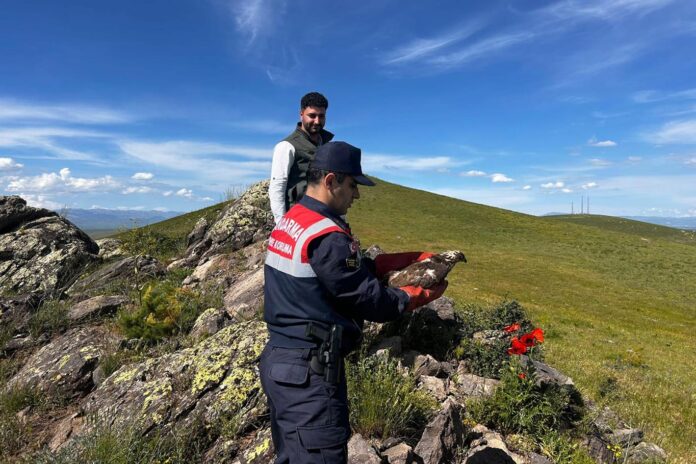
[95, 238, 124, 260]
[224, 267, 264, 321]
[463, 424, 524, 464]
[348, 434, 382, 464]
[67, 255, 165, 297]
[414, 398, 466, 464]
[5, 326, 121, 401]
[183, 181, 273, 266]
[67, 295, 130, 322]
[0, 196, 98, 296]
[189, 307, 231, 339]
[51, 320, 268, 450]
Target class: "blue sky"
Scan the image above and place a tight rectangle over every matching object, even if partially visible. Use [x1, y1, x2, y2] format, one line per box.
[1, 0, 695, 216]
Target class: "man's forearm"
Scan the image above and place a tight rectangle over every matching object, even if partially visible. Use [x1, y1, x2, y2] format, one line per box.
[269, 177, 288, 224]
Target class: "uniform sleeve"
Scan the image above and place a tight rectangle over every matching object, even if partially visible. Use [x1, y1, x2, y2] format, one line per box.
[308, 232, 409, 323]
[269, 141, 295, 224]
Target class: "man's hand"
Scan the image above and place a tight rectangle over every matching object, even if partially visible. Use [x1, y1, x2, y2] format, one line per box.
[375, 251, 434, 278]
[401, 280, 448, 311]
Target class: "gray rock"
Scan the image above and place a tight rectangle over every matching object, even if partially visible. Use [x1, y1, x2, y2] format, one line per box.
[584, 435, 616, 463]
[526, 452, 554, 464]
[186, 217, 208, 249]
[0, 196, 98, 296]
[418, 375, 449, 402]
[348, 433, 382, 464]
[383, 442, 414, 464]
[519, 356, 575, 387]
[68, 255, 165, 296]
[463, 424, 524, 464]
[5, 326, 121, 400]
[624, 442, 667, 463]
[224, 267, 264, 321]
[453, 371, 500, 398]
[67, 295, 129, 321]
[413, 354, 443, 378]
[228, 428, 274, 464]
[190, 307, 231, 339]
[609, 428, 644, 448]
[95, 238, 124, 260]
[472, 329, 507, 345]
[414, 398, 465, 464]
[186, 180, 273, 265]
[51, 321, 269, 450]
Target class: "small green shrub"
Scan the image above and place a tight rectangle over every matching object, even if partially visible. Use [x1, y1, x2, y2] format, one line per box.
[346, 354, 438, 441]
[537, 430, 595, 464]
[469, 360, 584, 438]
[455, 337, 511, 378]
[119, 225, 183, 260]
[27, 300, 69, 339]
[117, 281, 209, 342]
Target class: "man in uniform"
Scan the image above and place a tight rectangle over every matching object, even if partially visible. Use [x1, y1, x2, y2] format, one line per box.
[261, 141, 448, 463]
[269, 92, 333, 224]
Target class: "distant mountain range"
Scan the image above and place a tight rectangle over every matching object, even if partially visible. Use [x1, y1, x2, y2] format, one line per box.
[624, 216, 696, 230]
[61, 208, 183, 231]
[543, 213, 696, 230]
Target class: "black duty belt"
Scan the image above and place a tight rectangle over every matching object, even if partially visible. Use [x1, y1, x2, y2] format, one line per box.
[305, 322, 343, 384]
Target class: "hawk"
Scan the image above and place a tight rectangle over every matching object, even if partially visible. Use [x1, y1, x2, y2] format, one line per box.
[385, 250, 467, 289]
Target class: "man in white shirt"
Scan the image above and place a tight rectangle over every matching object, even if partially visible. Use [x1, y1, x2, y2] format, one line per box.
[269, 92, 334, 224]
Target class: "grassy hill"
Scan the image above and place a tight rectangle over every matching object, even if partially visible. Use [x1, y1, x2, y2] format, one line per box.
[138, 179, 696, 462]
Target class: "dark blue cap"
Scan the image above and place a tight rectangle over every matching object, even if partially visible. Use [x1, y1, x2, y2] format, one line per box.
[311, 141, 375, 186]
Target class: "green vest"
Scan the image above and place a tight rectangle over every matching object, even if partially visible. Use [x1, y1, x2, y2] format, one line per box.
[283, 124, 334, 210]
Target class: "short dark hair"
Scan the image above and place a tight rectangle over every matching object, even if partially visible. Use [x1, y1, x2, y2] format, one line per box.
[301, 92, 328, 110]
[307, 168, 345, 186]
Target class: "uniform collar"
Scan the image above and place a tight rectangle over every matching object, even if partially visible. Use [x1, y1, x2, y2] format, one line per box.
[299, 195, 350, 231]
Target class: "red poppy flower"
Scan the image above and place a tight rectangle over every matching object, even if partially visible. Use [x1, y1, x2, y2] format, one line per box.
[507, 337, 528, 355]
[503, 323, 521, 333]
[518, 372, 526, 380]
[520, 328, 545, 347]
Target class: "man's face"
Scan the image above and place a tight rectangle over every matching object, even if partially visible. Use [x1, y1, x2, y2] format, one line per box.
[300, 106, 326, 135]
[329, 174, 360, 215]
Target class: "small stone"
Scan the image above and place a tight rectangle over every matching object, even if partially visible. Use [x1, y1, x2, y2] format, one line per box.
[624, 441, 668, 463]
[419, 375, 448, 401]
[371, 336, 403, 357]
[382, 442, 415, 464]
[67, 295, 129, 321]
[414, 354, 442, 377]
[348, 433, 381, 464]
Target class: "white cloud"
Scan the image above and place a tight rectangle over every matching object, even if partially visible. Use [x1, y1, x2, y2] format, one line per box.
[200, 196, 214, 202]
[18, 194, 64, 211]
[632, 88, 696, 103]
[541, 181, 565, 189]
[231, 0, 282, 45]
[176, 188, 193, 198]
[463, 170, 487, 177]
[6, 167, 119, 193]
[561, 188, 573, 193]
[122, 186, 153, 194]
[627, 156, 642, 163]
[647, 119, 696, 144]
[131, 172, 154, 180]
[163, 191, 174, 197]
[589, 158, 612, 166]
[582, 182, 598, 189]
[0, 157, 23, 171]
[0, 99, 132, 124]
[490, 173, 514, 183]
[0, 127, 108, 161]
[685, 157, 696, 165]
[382, 22, 483, 65]
[587, 137, 617, 147]
[523, 185, 532, 190]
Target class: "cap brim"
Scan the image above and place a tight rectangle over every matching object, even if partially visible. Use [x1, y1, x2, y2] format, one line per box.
[354, 174, 375, 186]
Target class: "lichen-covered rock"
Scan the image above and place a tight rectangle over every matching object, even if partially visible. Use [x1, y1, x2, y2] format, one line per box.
[224, 267, 264, 321]
[186, 217, 208, 249]
[52, 321, 268, 450]
[5, 326, 121, 400]
[348, 433, 382, 464]
[0, 196, 98, 296]
[452, 362, 500, 398]
[414, 398, 465, 464]
[624, 442, 667, 463]
[186, 180, 273, 265]
[418, 375, 449, 402]
[190, 307, 231, 339]
[231, 428, 275, 464]
[95, 238, 124, 260]
[67, 295, 130, 321]
[67, 255, 165, 296]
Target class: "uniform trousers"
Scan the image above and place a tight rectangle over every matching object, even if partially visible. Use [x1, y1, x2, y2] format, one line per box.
[259, 344, 350, 464]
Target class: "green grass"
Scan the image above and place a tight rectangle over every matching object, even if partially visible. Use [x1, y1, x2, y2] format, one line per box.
[347, 179, 696, 462]
[125, 179, 696, 462]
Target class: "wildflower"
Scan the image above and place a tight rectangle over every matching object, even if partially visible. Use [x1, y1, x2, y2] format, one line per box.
[503, 322, 521, 333]
[520, 328, 544, 347]
[518, 372, 526, 380]
[507, 337, 528, 355]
